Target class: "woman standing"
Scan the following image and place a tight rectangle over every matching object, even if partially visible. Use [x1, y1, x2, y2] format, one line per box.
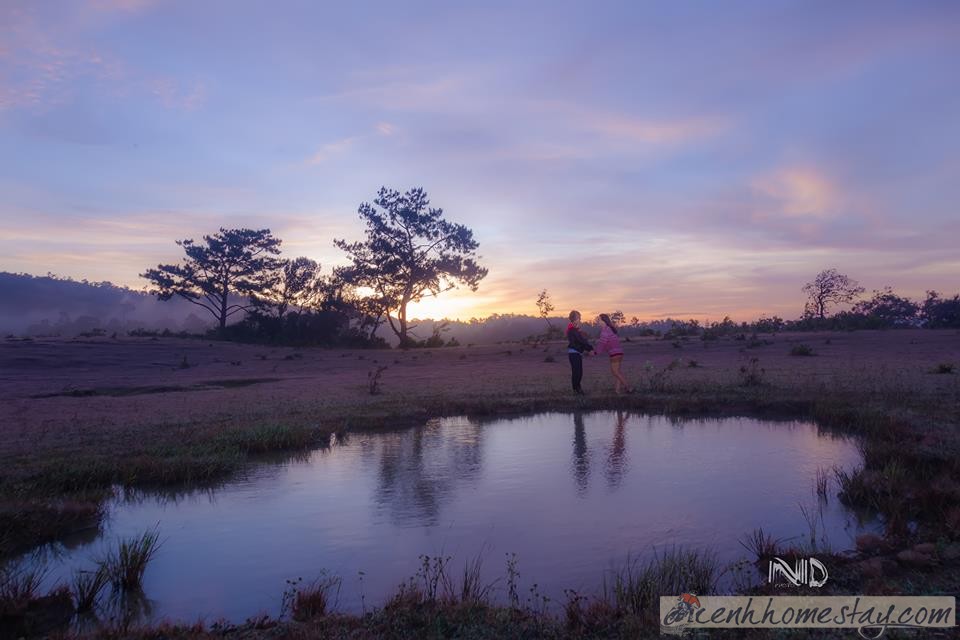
[596, 313, 632, 394]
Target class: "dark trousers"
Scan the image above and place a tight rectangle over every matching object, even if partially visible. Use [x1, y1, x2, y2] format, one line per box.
[568, 352, 583, 392]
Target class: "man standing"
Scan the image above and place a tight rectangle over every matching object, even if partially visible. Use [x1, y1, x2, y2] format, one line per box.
[565, 310, 594, 394]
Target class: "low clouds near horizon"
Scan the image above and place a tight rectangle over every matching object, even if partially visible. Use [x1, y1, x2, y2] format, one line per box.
[1, 1, 958, 321]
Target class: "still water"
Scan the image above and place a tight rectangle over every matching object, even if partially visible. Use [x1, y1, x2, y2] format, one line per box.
[31, 412, 874, 623]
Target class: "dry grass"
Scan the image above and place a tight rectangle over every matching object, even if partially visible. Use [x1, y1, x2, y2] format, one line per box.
[71, 565, 109, 612]
[101, 528, 162, 592]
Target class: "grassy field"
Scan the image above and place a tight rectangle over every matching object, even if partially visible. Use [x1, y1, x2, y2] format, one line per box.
[1, 329, 959, 637]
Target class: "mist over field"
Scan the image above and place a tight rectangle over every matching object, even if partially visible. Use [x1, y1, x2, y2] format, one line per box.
[0, 272, 212, 336]
[0, 272, 580, 343]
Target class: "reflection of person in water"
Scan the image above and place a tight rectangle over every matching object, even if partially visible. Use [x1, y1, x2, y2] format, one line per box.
[571, 412, 590, 494]
[605, 411, 628, 489]
[572, 411, 630, 493]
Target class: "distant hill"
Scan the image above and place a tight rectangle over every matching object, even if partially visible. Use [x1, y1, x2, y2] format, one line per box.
[0, 271, 689, 343]
[0, 272, 214, 336]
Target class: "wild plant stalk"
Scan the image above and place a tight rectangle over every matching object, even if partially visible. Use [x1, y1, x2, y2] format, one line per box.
[799, 502, 831, 554]
[738, 527, 780, 561]
[506, 552, 520, 610]
[102, 528, 162, 591]
[458, 551, 496, 605]
[815, 467, 830, 502]
[72, 565, 109, 612]
[368, 366, 388, 395]
[416, 554, 452, 602]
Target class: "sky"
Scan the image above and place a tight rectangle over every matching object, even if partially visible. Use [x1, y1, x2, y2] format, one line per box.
[1, 0, 958, 322]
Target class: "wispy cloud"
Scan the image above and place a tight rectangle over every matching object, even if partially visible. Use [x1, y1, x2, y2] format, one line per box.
[583, 113, 729, 145]
[751, 167, 835, 219]
[305, 122, 397, 165]
[149, 77, 207, 111]
[0, 3, 203, 114]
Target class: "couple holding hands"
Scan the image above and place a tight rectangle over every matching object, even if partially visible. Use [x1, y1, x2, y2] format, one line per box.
[565, 310, 633, 395]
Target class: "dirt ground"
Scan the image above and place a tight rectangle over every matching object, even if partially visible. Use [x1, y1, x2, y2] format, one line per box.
[1, 329, 958, 469]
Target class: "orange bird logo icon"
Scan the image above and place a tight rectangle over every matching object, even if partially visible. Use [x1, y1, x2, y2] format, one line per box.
[679, 593, 701, 608]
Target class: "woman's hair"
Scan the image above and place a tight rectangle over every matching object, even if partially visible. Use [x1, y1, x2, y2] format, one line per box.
[599, 313, 618, 334]
[568, 310, 581, 322]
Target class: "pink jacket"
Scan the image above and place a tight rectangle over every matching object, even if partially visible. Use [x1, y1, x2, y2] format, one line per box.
[596, 324, 624, 356]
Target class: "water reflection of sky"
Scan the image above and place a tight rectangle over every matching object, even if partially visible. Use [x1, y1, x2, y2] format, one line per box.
[27, 412, 873, 623]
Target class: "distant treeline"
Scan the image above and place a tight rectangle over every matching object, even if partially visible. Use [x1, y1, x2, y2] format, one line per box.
[2, 271, 958, 345]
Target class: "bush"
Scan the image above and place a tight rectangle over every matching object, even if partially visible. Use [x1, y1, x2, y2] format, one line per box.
[739, 358, 765, 386]
[218, 310, 386, 348]
[790, 344, 815, 356]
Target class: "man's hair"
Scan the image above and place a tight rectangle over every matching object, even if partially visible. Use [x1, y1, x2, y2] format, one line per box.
[568, 310, 580, 322]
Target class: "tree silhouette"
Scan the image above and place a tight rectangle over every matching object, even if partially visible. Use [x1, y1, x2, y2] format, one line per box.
[851, 287, 919, 327]
[802, 268, 864, 319]
[921, 291, 960, 328]
[535, 289, 555, 330]
[253, 256, 323, 319]
[335, 187, 487, 346]
[141, 227, 281, 333]
[325, 265, 392, 340]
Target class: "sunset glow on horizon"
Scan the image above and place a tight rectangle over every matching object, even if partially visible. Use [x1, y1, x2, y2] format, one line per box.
[2, 1, 958, 322]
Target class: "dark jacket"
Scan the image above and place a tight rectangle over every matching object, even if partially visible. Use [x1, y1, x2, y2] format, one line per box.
[566, 323, 594, 354]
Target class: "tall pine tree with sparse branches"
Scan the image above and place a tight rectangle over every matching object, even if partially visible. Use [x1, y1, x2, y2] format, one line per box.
[335, 187, 487, 347]
[141, 227, 282, 333]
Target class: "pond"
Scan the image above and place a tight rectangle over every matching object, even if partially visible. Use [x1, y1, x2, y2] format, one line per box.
[25, 411, 876, 624]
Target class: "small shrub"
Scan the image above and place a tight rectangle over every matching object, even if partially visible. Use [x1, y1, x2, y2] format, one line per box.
[367, 366, 388, 395]
[281, 573, 342, 621]
[739, 357, 765, 386]
[833, 466, 879, 510]
[790, 344, 815, 356]
[933, 363, 955, 374]
[687, 360, 699, 368]
[646, 360, 678, 392]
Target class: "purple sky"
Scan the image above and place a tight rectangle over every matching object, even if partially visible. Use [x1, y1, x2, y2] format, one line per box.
[1, 1, 958, 321]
